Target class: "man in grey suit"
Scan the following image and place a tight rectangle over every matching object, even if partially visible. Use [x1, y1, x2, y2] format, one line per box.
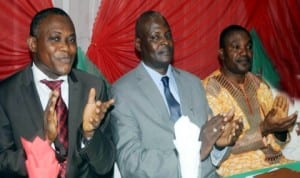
[110, 10, 242, 178]
[0, 7, 114, 178]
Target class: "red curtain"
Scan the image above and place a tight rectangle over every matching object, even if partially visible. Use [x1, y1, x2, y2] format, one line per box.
[87, 0, 300, 98]
[0, 0, 299, 97]
[0, 0, 53, 79]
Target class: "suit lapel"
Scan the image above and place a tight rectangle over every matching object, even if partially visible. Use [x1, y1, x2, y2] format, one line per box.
[68, 71, 82, 154]
[172, 68, 195, 120]
[21, 67, 44, 134]
[135, 64, 174, 130]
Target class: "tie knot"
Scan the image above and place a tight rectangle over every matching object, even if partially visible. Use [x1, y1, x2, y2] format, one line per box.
[40, 79, 64, 91]
[161, 76, 170, 88]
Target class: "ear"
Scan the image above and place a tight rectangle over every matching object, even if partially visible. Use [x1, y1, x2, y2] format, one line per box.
[27, 36, 37, 53]
[218, 48, 225, 65]
[135, 38, 141, 52]
[218, 48, 225, 60]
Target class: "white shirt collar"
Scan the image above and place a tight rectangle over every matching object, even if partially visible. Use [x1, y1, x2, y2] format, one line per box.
[32, 62, 68, 83]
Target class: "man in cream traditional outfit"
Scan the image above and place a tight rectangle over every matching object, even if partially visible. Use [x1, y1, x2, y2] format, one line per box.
[204, 25, 298, 177]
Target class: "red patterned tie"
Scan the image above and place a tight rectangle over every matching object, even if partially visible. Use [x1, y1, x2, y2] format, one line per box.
[40, 79, 68, 178]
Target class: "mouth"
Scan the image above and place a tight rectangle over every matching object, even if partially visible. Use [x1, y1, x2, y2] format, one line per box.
[159, 51, 172, 56]
[159, 47, 173, 56]
[237, 57, 251, 65]
[57, 56, 72, 64]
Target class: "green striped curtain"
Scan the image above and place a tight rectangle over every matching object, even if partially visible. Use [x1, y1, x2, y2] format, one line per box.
[250, 29, 280, 89]
[74, 47, 110, 89]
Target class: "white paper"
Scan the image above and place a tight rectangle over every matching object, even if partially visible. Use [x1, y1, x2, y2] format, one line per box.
[173, 116, 201, 178]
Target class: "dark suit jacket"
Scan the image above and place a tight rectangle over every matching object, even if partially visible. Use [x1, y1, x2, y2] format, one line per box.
[0, 66, 115, 178]
[110, 63, 219, 178]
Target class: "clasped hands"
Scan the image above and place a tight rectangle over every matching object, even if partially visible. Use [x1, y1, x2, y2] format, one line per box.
[260, 95, 298, 137]
[43, 88, 114, 143]
[200, 109, 243, 160]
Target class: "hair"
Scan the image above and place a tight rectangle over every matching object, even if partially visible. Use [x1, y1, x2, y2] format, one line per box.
[219, 24, 251, 48]
[135, 10, 170, 38]
[29, 7, 72, 37]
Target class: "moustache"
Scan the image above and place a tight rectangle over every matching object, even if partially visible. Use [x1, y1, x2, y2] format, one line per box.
[158, 46, 173, 55]
[236, 56, 251, 63]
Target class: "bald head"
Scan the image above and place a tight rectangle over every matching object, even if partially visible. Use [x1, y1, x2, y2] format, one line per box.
[135, 10, 170, 39]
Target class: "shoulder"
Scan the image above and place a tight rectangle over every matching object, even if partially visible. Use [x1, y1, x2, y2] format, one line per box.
[247, 72, 270, 89]
[112, 66, 140, 90]
[172, 68, 209, 99]
[174, 67, 202, 83]
[70, 68, 107, 85]
[203, 69, 221, 87]
[173, 68, 205, 90]
[203, 70, 223, 96]
[0, 66, 31, 89]
[69, 69, 110, 97]
[71, 68, 100, 80]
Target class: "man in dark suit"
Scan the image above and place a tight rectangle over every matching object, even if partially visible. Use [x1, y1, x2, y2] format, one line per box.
[0, 7, 115, 178]
[110, 10, 242, 178]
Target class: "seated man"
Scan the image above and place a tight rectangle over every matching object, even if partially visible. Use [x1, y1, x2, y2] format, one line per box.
[110, 10, 242, 178]
[0, 7, 115, 178]
[204, 24, 298, 177]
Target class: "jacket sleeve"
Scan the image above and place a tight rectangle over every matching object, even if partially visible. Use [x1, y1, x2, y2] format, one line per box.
[76, 76, 115, 176]
[0, 104, 27, 177]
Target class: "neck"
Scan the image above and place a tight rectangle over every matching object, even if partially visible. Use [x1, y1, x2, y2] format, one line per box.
[221, 68, 246, 85]
[143, 61, 169, 75]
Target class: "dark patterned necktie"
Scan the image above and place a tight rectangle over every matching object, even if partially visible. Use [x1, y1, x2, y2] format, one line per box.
[161, 76, 181, 121]
[40, 79, 68, 178]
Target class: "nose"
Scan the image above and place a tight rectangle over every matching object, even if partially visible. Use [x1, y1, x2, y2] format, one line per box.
[239, 46, 250, 56]
[160, 36, 169, 46]
[59, 40, 71, 52]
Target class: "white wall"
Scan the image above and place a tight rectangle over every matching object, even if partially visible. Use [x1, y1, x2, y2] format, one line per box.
[53, 0, 102, 52]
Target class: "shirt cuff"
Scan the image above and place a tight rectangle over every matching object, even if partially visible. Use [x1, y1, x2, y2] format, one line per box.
[81, 136, 92, 148]
[210, 146, 229, 167]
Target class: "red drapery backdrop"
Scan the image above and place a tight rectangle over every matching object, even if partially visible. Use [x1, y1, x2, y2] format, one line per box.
[0, 0, 299, 97]
[0, 0, 53, 79]
[87, 0, 300, 98]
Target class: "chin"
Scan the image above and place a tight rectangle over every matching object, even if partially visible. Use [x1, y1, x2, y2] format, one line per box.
[160, 57, 172, 64]
[238, 66, 251, 74]
[58, 67, 72, 76]
[160, 61, 171, 68]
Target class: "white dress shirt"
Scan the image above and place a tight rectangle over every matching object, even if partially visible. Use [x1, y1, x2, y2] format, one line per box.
[32, 63, 69, 110]
[142, 62, 182, 115]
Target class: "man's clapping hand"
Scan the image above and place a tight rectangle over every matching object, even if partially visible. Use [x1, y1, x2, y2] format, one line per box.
[82, 88, 114, 138]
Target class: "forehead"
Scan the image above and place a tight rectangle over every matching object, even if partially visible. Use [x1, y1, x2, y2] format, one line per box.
[142, 17, 169, 34]
[37, 14, 75, 35]
[225, 31, 251, 43]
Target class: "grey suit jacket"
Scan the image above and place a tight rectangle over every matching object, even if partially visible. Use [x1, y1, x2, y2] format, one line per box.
[110, 63, 219, 178]
[0, 65, 115, 178]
